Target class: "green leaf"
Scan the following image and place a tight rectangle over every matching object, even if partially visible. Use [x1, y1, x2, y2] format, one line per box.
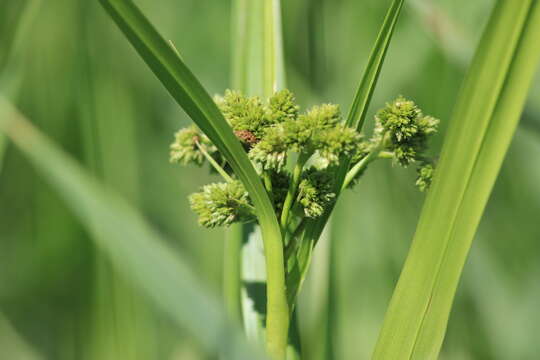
[373, 1, 540, 358]
[97, 1, 288, 358]
[230, 0, 291, 357]
[0, 98, 265, 360]
[289, 0, 406, 304]
[345, 0, 404, 131]
[0, 0, 42, 174]
[231, 0, 269, 347]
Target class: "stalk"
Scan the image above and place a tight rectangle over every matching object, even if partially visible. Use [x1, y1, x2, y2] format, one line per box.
[97, 0, 289, 357]
[224, 224, 243, 323]
[373, 1, 540, 357]
[280, 152, 310, 231]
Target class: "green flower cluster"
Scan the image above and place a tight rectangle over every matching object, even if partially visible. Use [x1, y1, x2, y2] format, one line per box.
[189, 181, 255, 228]
[170, 90, 439, 228]
[296, 168, 335, 218]
[374, 96, 438, 165]
[170, 125, 216, 166]
[348, 96, 439, 191]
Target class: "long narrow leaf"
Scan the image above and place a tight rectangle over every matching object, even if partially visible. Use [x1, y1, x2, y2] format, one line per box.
[302, 0, 405, 252]
[373, 1, 540, 358]
[97, 1, 288, 358]
[0, 0, 41, 174]
[231, 0, 291, 356]
[0, 98, 265, 360]
[290, 0, 406, 302]
[345, 0, 404, 131]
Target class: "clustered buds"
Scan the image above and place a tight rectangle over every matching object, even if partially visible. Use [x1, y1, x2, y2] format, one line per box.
[375, 96, 438, 167]
[296, 168, 335, 218]
[170, 125, 216, 166]
[348, 96, 439, 190]
[171, 90, 439, 228]
[189, 181, 255, 228]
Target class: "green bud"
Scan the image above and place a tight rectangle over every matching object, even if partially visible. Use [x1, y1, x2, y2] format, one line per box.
[215, 90, 266, 137]
[249, 126, 289, 171]
[376, 96, 422, 141]
[416, 161, 435, 192]
[281, 103, 342, 154]
[315, 125, 362, 165]
[266, 89, 299, 124]
[189, 181, 255, 228]
[170, 125, 215, 166]
[297, 168, 336, 218]
[375, 96, 439, 167]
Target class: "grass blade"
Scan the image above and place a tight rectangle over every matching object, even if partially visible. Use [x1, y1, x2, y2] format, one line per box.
[373, 1, 540, 358]
[97, 1, 288, 357]
[0, 0, 41, 174]
[344, 0, 404, 131]
[290, 0, 406, 303]
[232, 0, 291, 356]
[0, 98, 266, 360]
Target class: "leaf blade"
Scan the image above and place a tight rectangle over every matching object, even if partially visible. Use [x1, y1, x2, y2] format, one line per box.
[0, 98, 266, 360]
[97, 1, 288, 357]
[373, 1, 540, 358]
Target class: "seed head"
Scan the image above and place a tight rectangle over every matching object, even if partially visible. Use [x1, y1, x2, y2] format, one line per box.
[297, 168, 336, 218]
[189, 181, 254, 228]
[416, 161, 435, 192]
[376, 96, 439, 166]
[170, 125, 215, 166]
[266, 89, 299, 124]
[215, 90, 267, 137]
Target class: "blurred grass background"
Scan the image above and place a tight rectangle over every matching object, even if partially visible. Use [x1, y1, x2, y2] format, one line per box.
[0, 0, 539, 359]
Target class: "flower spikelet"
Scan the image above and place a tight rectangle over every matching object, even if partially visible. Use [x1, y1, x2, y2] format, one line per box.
[266, 89, 299, 125]
[282, 103, 341, 153]
[315, 125, 362, 165]
[297, 168, 336, 218]
[170, 125, 215, 166]
[215, 90, 267, 137]
[189, 181, 254, 228]
[249, 126, 288, 171]
[415, 161, 435, 192]
[376, 96, 439, 166]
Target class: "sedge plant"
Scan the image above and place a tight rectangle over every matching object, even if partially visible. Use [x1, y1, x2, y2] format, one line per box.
[0, 0, 536, 359]
[97, 0, 441, 357]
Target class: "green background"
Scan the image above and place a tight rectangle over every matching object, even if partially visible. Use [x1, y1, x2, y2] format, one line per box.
[1, 0, 539, 359]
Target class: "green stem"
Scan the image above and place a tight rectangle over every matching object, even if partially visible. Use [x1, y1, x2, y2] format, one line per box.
[378, 150, 394, 159]
[342, 135, 389, 190]
[195, 140, 234, 183]
[224, 224, 244, 324]
[280, 153, 309, 232]
[284, 218, 307, 260]
[264, 228, 290, 359]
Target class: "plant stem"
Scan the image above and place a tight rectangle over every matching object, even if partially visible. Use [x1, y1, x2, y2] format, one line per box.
[224, 224, 244, 324]
[195, 140, 234, 183]
[264, 228, 290, 359]
[342, 149, 381, 190]
[285, 218, 307, 260]
[280, 153, 309, 232]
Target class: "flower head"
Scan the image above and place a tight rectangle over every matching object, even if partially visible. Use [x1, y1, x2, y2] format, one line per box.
[376, 96, 439, 166]
[189, 181, 255, 228]
[314, 125, 362, 165]
[415, 161, 435, 192]
[170, 125, 215, 166]
[297, 168, 336, 218]
[266, 89, 299, 124]
[282, 104, 341, 152]
[215, 90, 266, 137]
[249, 126, 289, 171]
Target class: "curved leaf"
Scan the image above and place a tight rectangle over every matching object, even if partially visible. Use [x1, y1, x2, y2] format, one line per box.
[373, 1, 540, 358]
[0, 98, 266, 360]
